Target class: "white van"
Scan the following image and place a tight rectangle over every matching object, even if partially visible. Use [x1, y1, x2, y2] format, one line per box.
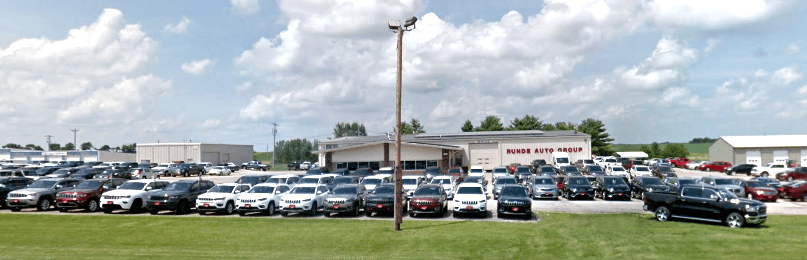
[551, 152, 570, 170]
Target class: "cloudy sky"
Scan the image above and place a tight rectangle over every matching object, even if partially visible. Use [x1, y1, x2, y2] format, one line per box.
[1, 0, 806, 151]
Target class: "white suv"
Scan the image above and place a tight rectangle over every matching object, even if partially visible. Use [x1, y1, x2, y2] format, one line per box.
[430, 176, 457, 199]
[452, 183, 488, 218]
[280, 184, 329, 216]
[236, 184, 290, 216]
[402, 175, 425, 198]
[196, 183, 252, 215]
[361, 175, 391, 191]
[468, 165, 485, 177]
[101, 180, 170, 213]
[152, 163, 176, 175]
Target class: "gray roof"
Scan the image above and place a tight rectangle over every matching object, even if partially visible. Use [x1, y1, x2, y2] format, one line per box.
[321, 130, 587, 144]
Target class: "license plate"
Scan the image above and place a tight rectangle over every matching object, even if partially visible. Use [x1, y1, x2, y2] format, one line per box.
[333, 205, 339, 209]
[13, 199, 19, 203]
[245, 204, 250, 207]
[581, 193, 586, 196]
[377, 204, 383, 208]
[290, 205, 295, 208]
[421, 206, 427, 210]
[545, 193, 551, 196]
[107, 201, 113, 204]
[154, 202, 160, 205]
[618, 193, 623, 196]
[466, 206, 472, 210]
[512, 207, 519, 211]
[204, 203, 210, 207]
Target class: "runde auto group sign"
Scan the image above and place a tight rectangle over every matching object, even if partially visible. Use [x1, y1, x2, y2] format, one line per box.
[506, 147, 584, 154]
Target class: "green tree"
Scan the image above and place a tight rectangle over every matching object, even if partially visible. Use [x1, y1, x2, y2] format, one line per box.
[688, 137, 717, 144]
[63, 143, 75, 150]
[553, 121, 577, 131]
[121, 143, 137, 153]
[3, 143, 23, 149]
[650, 142, 662, 158]
[49, 143, 61, 151]
[578, 118, 614, 156]
[99, 145, 111, 151]
[662, 143, 689, 158]
[275, 138, 318, 163]
[639, 145, 653, 158]
[400, 118, 425, 134]
[476, 116, 504, 131]
[81, 142, 93, 150]
[508, 115, 543, 130]
[461, 120, 474, 132]
[333, 122, 367, 138]
[24, 144, 43, 150]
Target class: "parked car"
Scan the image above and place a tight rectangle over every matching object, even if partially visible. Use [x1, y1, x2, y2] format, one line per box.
[94, 168, 131, 179]
[563, 177, 594, 200]
[55, 178, 127, 212]
[323, 184, 367, 217]
[668, 157, 690, 168]
[402, 175, 425, 198]
[537, 166, 556, 176]
[430, 176, 457, 199]
[236, 184, 290, 216]
[352, 168, 374, 180]
[630, 165, 652, 180]
[777, 167, 807, 182]
[643, 185, 766, 228]
[225, 163, 239, 172]
[101, 179, 170, 213]
[582, 165, 605, 176]
[468, 165, 485, 177]
[45, 168, 81, 178]
[130, 165, 159, 179]
[750, 177, 784, 196]
[152, 163, 176, 175]
[285, 162, 300, 170]
[452, 182, 488, 218]
[496, 185, 532, 220]
[630, 176, 669, 199]
[6, 178, 82, 211]
[651, 165, 676, 179]
[725, 164, 756, 176]
[113, 162, 139, 172]
[492, 166, 509, 179]
[207, 166, 232, 176]
[447, 167, 464, 179]
[146, 180, 215, 215]
[245, 161, 270, 171]
[664, 177, 700, 193]
[280, 184, 329, 217]
[531, 177, 559, 199]
[363, 184, 398, 217]
[300, 161, 311, 170]
[235, 175, 271, 186]
[741, 181, 778, 202]
[531, 159, 547, 168]
[332, 176, 360, 187]
[360, 175, 390, 191]
[594, 176, 631, 200]
[699, 161, 732, 172]
[0, 177, 35, 208]
[423, 166, 443, 180]
[196, 183, 252, 215]
[172, 163, 202, 177]
[751, 163, 790, 178]
[266, 175, 300, 187]
[560, 166, 582, 176]
[783, 181, 807, 201]
[607, 166, 629, 177]
[493, 176, 518, 199]
[68, 168, 105, 179]
[409, 184, 448, 217]
[701, 177, 745, 197]
[513, 166, 533, 183]
[685, 161, 704, 170]
[196, 162, 214, 174]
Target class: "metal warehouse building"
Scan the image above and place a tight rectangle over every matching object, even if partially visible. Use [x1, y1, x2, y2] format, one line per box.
[0, 148, 135, 162]
[708, 135, 807, 166]
[315, 130, 591, 174]
[135, 143, 253, 165]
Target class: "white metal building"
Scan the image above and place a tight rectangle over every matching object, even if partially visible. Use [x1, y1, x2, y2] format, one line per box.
[0, 148, 135, 162]
[136, 143, 253, 165]
[708, 135, 807, 166]
[315, 130, 591, 173]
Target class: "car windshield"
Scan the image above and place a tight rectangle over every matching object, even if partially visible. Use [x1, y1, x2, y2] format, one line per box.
[414, 187, 441, 195]
[588, 166, 603, 171]
[332, 178, 354, 185]
[209, 185, 235, 193]
[679, 179, 698, 186]
[28, 180, 58, 188]
[660, 167, 673, 172]
[464, 177, 483, 183]
[402, 179, 418, 185]
[75, 181, 104, 190]
[495, 178, 517, 185]
[354, 169, 370, 175]
[54, 169, 71, 174]
[541, 167, 555, 173]
[236, 176, 264, 184]
[717, 189, 738, 199]
[605, 159, 616, 162]
[305, 169, 322, 175]
[430, 179, 451, 185]
[469, 169, 484, 174]
[534, 178, 554, 185]
[448, 169, 462, 174]
[331, 187, 355, 195]
[611, 167, 625, 172]
[373, 186, 394, 194]
[118, 182, 147, 190]
[493, 168, 508, 173]
[299, 178, 321, 184]
[455, 186, 483, 195]
[363, 179, 383, 185]
[568, 178, 589, 185]
[73, 169, 93, 175]
[714, 179, 736, 185]
[636, 167, 649, 171]
[605, 178, 626, 185]
[377, 169, 393, 175]
[291, 187, 316, 194]
[501, 186, 528, 197]
[424, 168, 440, 174]
[747, 182, 767, 188]
[516, 167, 531, 173]
[556, 158, 569, 163]
[158, 164, 170, 167]
[642, 178, 664, 185]
[265, 178, 284, 184]
[164, 182, 193, 191]
[213, 166, 226, 170]
[249, 186, 276, 194]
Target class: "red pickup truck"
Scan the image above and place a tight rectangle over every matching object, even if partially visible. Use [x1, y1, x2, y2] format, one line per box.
[669, 157, 690, 168]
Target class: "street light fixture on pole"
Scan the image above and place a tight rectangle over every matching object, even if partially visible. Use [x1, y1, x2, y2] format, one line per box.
[388, 15, 417, 231]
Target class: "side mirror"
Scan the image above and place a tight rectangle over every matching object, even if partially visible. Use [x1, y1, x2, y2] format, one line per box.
[145, 187, 152, 191]
[235, 190, 241, 194]
[55, 185, 63, 189]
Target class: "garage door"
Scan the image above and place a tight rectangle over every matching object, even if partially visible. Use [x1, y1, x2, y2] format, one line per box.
[746, 151, 761, 166]
[469, 143, 499, 169]
[773, 150, 788, 164]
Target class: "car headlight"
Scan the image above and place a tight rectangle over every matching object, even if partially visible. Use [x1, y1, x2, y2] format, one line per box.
[571, 188, 577, 192]
[122, 195, 131, 199]
[646, 188, 652, 192]
[478, 200, 486, 204]
[745, 205, 760, 212]
[169, 195, 181, 200]
[258, 198, 268, 201]
[608, 188, 614, 192]
[302, 199, 311, 202]
[0, 184, 5, 188]
[454, 200, 460, 203]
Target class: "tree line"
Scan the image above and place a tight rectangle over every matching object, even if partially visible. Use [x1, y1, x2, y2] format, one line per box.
[639, 142, 689, 158]
[3, 142, 136, 153]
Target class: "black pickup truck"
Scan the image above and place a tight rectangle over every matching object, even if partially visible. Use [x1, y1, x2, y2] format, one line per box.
[642, 185, 767, 228]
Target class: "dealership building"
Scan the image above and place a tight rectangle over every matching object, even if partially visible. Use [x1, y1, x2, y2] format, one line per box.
[315, 130, 591, 173]
[708, 135, 807, 166]
[0, 148, 135, 162]
[135, 143, 253, 165]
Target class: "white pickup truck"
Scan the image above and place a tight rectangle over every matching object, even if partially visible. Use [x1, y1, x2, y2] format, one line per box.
[750, 163, 791, 178]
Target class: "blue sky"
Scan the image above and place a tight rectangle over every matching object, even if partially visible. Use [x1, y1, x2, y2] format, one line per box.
[1, 0, 806, 152]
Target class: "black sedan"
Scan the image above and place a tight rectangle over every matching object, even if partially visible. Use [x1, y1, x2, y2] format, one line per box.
[726, 164, 756, 176]
[496, 185, 532, 220]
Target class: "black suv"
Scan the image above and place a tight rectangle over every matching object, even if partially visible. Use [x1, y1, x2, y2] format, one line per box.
[563, 177, 593, 200]
[594, 176, 631, 200]
[323, 184, 368, 217]
[95, 168, 131, 179]
[514, 166, 533, 183]
[651, 165, 677, 179]
[1, 177, 34, 207]
[537, 166, 556, 176]
[496, 184, 532, 220]
[353, 168, 373, 180]
[631, 176, 670, 199]
[560, 166, 583, 176]
[364, 184, 398, 217]
[114, 162, 139, 171]
[69, 168, 105, 179]
[176, 163, 202, 177]
[664, 177, 700, 193]
[146, 180, 215, 214]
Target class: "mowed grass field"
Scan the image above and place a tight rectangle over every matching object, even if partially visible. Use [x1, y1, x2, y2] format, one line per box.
[1, 213, 805, 259]
[613, 143, 711, 160]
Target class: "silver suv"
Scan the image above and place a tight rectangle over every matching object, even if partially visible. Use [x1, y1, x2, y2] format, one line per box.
[6, 178, 81, 211]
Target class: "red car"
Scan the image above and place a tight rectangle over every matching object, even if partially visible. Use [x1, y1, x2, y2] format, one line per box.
[777, 167, 807, 182]
[408, 184, 448, 217]
[699, 161, 732, 172]
[783, 181, 807, 201]
[55, 178, 127, 212]
[742, 181, 778, 202]
[669, 157, 690, 168]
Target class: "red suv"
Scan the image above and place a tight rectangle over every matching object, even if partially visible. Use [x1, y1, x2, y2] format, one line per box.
[777, 167, 807, 182]
[408, 184, 448, 217]
[669, 157, 690, 168]
[742, 181, 778, 202]
[699, 161, 732, 172]
[56, 178, 127, 212]
[783, 182, 807, 201]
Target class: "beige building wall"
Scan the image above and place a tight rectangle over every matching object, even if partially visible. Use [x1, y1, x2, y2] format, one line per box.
[708, 139, 734, 163]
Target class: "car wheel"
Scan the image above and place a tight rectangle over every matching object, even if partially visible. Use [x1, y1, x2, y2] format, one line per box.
[86, 199, 100, 212]
[788, 176, 794, 182]
[309, 202, 317, 216]
[654, 206, 670, 222]
[10, 207, 21, 212]
[224, 202, 235, 215]
[281, 212, 288, 217]
[177, 201, 189, 214]
[238, 211, 246, 216]
[36, 198, 51, 211]
[198, 211, 206, 215]
[802, 194, 807, 202]
[324, 212, 331, 217]
[149, 209, 159, 215]
[130, 199, 142, 213]
[267, 202, 275, 216]
[365, 208, 372, 217]
[725, 212, 745, 228]
[103, 207, 113, 214]
[730, 171, 736, 176]
[762, 173, 768, 177]
[353, 202, 360, 217]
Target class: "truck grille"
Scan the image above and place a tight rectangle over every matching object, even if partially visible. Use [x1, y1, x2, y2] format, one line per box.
[414, 200, 436, 205]
[197, 198, 217, 202]
[284, 200, 301, 204]
[240, 199, 257, 203]
[150, 195, 168, 201]
[500, 201, 527, 207]
[8, 193, 26, 198]
[366, 199, 393, 204]
[103, 195, 125, 200]
[328, 199, 346, 204]
[57, 194, 77, 199]
[762, 190, 777, 196]
[461, 201, 479, 205]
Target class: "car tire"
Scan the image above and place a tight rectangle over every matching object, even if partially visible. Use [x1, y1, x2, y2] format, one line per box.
[198, 211, 206, 215]
[281, 212, 288, 217]
[103, 207, 113, 214]
[36, 198, 51, 211]
[410, 211, 416, 217]
[654, 206, 670, 222]
[10, 207, 21, 212]
[730, 171, 736, 176]
[309, 202, 317, 216]
[802, 194, 807, 202]
[58, 207, 68, 212]
[353, 202, 360, 217]
[324, 212, 331, 217]
[788, 176, 794, 182]
[365, 208, 372, 217]
[762, 173, 768, 177]
[725, 212, 745, 228]
[238, 211, 246, 216]
[524, 212, 531, 220]
[177, 200, 189, 214]
[149, 209, 159, 215]
[452, 211, 458, 218]
[224, 201, 235, 215]
[267, 202, 275, 216]
[86, 199, 100, 212]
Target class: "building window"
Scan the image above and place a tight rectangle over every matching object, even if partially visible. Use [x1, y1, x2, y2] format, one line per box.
[336, 162, 347, 169]
[369, 162, 380, 170]
[325, 144, 338, 149]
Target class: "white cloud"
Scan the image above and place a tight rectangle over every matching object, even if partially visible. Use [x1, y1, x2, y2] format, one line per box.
[646, 0, 800, 31]
[58, 75, 172, 124]
[201, 118, 221, 129]
[164, 16, 192, 34]
[771, 66, 802, 85]
[231, 0, 260, 16]
[181, 59, 214, 75]
[784, 42, 801, 55]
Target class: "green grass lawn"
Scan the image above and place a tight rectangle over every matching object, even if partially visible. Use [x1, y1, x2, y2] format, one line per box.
[1, 212, 805, 259]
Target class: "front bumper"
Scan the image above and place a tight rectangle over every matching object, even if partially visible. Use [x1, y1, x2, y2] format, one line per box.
[497, 205, 531, 216]
[237, 201, 272, 212]
[146, 200, 180, 211]
[101, 197, 135, 210]
[196, 200, 227, 212]
[532, 189, 558, 199]
[745, 213, 767, 224]
[604, 191, 630, 199]
[280, 201, 314, 213]
[6, 196, 39, 207]
[56, 198, 89, 209]
[568, 191, 592, 199]
[324, 201, 359, 214]
[453, 202, 486, 213]
[365, 202, 395, 213]
[751, 193, 778, 202]
[409, 202, 442, 213]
